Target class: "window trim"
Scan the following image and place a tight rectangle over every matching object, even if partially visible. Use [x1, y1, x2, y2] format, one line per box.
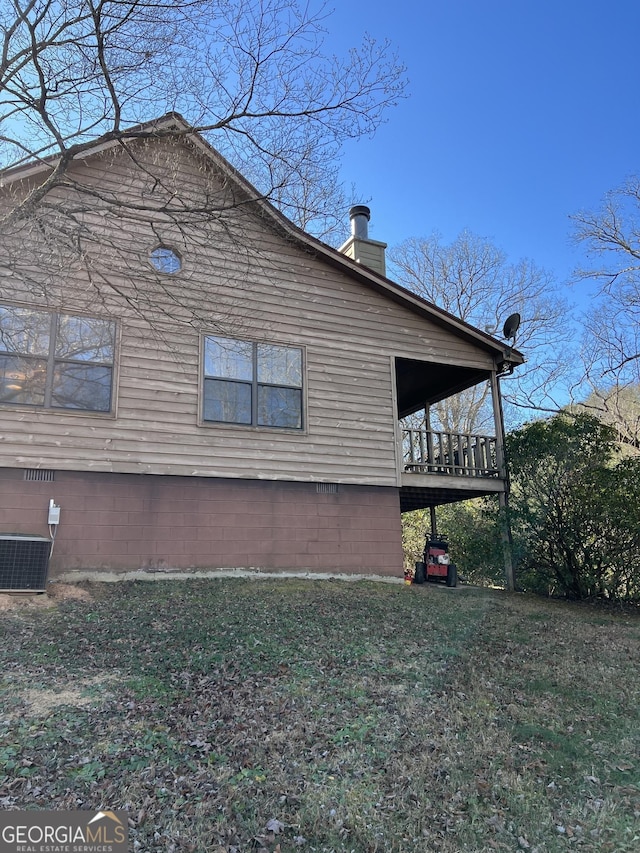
[199, 334, 306, 432]
[0, 303, 118, 416]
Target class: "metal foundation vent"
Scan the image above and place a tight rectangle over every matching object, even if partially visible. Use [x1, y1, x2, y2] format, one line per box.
[0, 535, 51, 591]
[24, 469, 55, 482]
[316, 483, 339, 494]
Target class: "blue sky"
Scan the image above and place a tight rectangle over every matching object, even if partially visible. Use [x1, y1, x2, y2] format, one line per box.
[330, 1, 640, 299]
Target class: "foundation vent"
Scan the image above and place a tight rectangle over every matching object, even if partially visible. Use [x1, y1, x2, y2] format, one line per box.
[24, 469, 55, 482]
[0, 534, 51, 591]
[316, 483, 339, 494]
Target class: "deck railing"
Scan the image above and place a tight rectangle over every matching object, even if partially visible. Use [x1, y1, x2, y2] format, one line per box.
[402, 428, 499, 477]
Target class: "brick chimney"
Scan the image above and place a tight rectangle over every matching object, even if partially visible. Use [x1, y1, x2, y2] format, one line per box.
[339, 205, 387, 276]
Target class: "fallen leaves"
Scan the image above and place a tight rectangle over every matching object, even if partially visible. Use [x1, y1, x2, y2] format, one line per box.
[0, 580, 638, 852]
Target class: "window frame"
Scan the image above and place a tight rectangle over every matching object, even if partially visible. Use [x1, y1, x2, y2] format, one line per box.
[200, 334, 306, 431]
[0, 304, 117, 415]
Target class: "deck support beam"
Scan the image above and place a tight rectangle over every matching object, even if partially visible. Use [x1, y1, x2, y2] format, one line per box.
[490, 369, 515, 592]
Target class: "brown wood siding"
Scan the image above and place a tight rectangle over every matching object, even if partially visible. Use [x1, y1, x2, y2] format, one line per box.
[0, 138, 495, 487]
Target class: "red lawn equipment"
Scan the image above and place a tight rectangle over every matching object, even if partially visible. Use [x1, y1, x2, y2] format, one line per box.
[413, 533, 458, 587]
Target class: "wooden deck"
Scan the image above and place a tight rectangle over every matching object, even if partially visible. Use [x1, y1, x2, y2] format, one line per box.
[400, 428, 505, 511]
[402, 428, 499, 477]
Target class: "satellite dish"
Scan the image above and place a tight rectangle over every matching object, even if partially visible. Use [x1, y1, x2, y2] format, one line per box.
[502, 312, 521, 342]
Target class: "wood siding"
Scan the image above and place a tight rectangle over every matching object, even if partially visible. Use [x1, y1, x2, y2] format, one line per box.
[339, 235, 387, 277]
[0, 138, 496, 487]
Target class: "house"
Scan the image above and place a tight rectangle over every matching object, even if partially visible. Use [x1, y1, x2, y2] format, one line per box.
[0, 115, 523, 584]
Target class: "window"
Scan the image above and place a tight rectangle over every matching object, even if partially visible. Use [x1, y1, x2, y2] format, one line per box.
[150, 246, 182, 274]
[0, 305, 116, 412]
[203, 335, 303, 429]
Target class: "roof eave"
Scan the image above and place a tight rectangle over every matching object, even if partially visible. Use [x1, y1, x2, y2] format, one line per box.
[0, 115, 526, 370]
[0, 113, 192, 185]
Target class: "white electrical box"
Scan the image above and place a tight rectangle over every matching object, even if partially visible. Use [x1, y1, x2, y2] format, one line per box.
[48, 501, 61, 525]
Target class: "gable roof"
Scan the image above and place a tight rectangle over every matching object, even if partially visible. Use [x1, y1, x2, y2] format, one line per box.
[1, 113, 524, 376]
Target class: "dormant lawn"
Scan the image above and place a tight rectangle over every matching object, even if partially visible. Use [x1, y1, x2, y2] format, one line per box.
[1, 578, 638, 852]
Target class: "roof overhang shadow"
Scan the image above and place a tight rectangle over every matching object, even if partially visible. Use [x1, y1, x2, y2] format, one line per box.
[396, 357, 492, 419]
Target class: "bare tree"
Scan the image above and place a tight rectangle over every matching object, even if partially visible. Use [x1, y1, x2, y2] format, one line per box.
[390, 230, 573, 431]
[572, 177, 640, 396]
[0, 0, 406, 336]
[0, 0, 405, 236]
[575, 384, 640, 454]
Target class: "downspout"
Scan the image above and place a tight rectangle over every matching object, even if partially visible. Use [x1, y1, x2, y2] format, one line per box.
[490, 367, 515, 592]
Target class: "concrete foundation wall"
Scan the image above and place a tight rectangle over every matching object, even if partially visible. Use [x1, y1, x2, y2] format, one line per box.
[0, 469, 403, 578]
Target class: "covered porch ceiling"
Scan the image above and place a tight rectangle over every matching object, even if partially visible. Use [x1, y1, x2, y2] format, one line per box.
[395, 357, 492, 419]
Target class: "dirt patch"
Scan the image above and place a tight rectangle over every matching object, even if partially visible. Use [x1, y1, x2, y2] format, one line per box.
[9, 675, 117, 719]
[0, 592, 54, 611]
[46, 582, 93, 602]
[0, 583, 92, 611]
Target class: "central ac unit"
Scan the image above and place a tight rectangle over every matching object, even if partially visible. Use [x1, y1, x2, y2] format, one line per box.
[0, 534, 51, 591]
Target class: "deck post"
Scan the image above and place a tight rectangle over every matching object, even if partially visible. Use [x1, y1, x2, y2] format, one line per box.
[490, 370, 515, 592]
[425, 404, 434, 471]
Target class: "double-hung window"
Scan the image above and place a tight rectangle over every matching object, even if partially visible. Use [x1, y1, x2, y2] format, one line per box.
[0, 305, 115, 412]
[203, 335, 303, 429]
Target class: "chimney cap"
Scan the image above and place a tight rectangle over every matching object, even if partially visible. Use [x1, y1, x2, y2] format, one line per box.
[349, 205, 371, 221]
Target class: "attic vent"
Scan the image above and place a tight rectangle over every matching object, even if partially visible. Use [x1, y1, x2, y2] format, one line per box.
[150, 245, 182, 274]
[316, 483, 339, 494]
[24, 469, 55, 482]
[0, 535, 50, 591]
